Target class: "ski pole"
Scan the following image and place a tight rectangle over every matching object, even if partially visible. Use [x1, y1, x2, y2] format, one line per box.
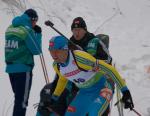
[115, 100, 142, 116]
[114, 99, 121, 106]
[132, 109, 142, 116]
[39, 54, 49, 84]
[116, 88, 124, 116]
[22, 26, 49, 84]
[44, 20, 82, 50]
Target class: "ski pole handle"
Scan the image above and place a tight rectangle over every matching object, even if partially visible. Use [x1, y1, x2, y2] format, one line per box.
[45, 20, 68, 38]
[44, 20, 82, 50]
[45, 20, 54, 27]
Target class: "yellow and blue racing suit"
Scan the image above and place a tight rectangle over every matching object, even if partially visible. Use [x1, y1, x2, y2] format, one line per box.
[52, 50, 127, 116]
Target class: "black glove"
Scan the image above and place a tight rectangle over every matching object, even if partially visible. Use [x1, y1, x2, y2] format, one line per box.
[122, 90, 134, 110]
[33, 25, 42, 33]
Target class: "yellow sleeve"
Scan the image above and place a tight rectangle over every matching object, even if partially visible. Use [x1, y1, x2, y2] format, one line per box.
[74, 50, 127, 91]
[98, 60, 126, 91]
[52, 63, 68, 97]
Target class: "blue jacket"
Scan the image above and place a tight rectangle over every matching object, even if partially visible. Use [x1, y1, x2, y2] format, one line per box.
[5, 14, 42, 73]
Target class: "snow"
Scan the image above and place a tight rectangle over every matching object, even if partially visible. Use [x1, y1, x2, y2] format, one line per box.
[0, 0, 150, 115]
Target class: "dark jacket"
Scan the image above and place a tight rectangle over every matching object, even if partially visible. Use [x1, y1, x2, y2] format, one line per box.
[70, 32, 109, 60]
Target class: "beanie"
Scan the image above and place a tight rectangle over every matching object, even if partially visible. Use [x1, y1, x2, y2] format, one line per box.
[71, 17, 87, 30]
[49, 36, 68, 50]
[24, 9, 38, 21]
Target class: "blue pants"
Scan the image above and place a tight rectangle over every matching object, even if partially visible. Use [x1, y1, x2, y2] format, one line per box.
[65, 77, 113, 116]
[9, 72, 32, 116]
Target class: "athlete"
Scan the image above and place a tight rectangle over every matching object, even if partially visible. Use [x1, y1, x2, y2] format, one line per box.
[48, 36, 134, 116]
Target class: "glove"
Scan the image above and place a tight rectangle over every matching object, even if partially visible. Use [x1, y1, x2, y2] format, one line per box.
[33, 25, 42, 33]
[47, 95, 59, 105]
[122, 90, 134, 110]
[47, 95, 60, 113]
[40, 83, 53, 103]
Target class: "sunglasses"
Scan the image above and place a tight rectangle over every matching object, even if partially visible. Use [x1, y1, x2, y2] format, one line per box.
[31, 17, 38, 21]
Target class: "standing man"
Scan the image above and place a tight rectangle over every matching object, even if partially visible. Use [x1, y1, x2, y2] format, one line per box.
[5, 9, 42, 116]
[69, 17, 113, 115]
[70, 17, 112, 64]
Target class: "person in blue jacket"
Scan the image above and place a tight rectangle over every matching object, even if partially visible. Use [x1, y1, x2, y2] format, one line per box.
[5, 9, 42, 116]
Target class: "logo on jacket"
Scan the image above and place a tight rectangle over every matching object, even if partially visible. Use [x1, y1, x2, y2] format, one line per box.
[67, 106, 76, 112]
[5, 40, 18, 49]
[94, 98, 102, 104]
[64, 69, 81, 77]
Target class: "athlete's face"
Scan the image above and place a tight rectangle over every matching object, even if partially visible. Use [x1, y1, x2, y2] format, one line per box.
[49, 49, 68, 63]
[72, 28, 86, 40]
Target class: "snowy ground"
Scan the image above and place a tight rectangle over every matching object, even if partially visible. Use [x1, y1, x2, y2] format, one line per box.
[0, 0, 150, 116]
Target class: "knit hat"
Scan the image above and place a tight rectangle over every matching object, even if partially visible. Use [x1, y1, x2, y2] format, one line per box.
[71, 17, 87, 30]
[49, 36, 68, 50]
[24, 9, 38, 21]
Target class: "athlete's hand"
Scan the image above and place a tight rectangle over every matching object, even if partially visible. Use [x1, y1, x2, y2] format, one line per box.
[92, 59, 99, 72]
[122, 90, 134, 110]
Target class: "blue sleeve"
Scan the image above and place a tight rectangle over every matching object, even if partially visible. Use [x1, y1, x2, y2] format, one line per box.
[121, 86, 128, 93]
[25, 30, 42, 55]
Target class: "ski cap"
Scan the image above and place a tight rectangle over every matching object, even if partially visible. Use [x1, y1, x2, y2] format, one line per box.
[49, 36, 68, 50]
[71, 17, 87, 30]
[24, 9, 38, 21]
